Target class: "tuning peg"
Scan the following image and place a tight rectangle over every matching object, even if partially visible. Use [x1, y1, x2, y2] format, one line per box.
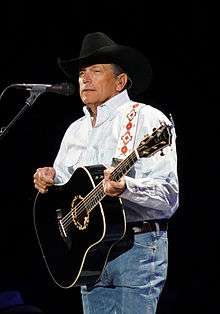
[160, 150, 165, 156]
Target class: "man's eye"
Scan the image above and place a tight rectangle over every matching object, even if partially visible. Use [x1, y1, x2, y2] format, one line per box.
[92, 68, 101, 72]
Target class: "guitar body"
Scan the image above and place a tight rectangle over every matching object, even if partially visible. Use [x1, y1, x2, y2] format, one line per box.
[33, 165, 126, 289]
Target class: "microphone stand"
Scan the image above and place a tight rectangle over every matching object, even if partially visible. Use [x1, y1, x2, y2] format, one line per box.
[0, 90, 43, 141]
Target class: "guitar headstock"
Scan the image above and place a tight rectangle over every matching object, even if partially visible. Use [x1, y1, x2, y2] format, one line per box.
[137, 122, 172, 158]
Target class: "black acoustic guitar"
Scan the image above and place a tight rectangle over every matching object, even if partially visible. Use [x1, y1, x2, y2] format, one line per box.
[33, 122, 172, 289]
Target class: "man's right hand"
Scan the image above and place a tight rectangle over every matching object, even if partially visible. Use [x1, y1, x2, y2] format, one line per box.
[33, 167, 56, 194]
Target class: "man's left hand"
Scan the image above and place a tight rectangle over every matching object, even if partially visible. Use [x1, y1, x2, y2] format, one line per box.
[103, 167, 126, 197]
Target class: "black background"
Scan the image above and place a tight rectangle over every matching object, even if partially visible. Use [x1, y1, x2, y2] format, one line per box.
[0, 2, 218, 313]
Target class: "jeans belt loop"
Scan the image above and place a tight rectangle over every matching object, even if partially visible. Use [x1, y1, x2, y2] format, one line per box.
[155, 222, 160, 235]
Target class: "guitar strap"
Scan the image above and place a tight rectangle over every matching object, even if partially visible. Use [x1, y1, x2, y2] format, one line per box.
[112, 102, 142, 165]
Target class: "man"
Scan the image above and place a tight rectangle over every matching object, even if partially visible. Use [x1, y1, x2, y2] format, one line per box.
[33, 32, 179, 314]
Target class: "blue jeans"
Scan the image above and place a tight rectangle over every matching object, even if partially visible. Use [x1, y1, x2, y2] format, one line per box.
[81, 230, 168, 314]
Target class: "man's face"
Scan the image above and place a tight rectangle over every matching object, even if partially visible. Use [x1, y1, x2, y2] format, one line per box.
[78, 64, 120, 108]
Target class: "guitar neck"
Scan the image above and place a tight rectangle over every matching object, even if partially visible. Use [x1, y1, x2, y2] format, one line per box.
[110, 150, 138, 181]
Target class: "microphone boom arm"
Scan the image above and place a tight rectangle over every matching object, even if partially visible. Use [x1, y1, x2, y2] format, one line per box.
[0, 89, 43, 141]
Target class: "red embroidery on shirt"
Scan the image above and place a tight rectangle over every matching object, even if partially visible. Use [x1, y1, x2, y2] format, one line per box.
[127, 109, 136, 121]
[126, 121, 132, 130]
[121, 146, 128, 154]
[121, 131, 132, 145]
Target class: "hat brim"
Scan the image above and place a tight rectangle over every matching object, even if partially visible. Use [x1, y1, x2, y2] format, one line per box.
[57, 45, 152, 95]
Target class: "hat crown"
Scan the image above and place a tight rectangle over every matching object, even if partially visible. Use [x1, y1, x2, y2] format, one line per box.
[80, 32, 116, 58]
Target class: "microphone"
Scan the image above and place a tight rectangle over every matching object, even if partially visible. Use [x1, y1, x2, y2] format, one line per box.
[11, 82, 75, 96]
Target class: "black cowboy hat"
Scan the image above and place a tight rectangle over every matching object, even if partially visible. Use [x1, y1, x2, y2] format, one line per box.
[57, 32, 152, 96]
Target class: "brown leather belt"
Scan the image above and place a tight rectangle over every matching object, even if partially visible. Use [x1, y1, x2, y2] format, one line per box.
[131, 221, 168, 234]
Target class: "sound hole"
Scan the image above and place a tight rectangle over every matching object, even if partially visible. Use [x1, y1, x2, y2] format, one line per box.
[71, 195, 89, 230]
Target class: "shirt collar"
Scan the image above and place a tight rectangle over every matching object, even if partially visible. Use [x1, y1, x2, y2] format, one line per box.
[83, 90, 131, 127]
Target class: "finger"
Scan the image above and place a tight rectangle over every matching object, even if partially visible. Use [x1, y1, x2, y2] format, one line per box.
[34, 181, 49, 193]
[38, 187, 48, 194]
[104, 167, 115, 180]
[103, 181, 118, 196]
[35, 168, 53, 181]
[34, 175, 51, 188]
[34, 181, 47, 191]
[104, 169, 111, 180]
[38, 172, 54, 184]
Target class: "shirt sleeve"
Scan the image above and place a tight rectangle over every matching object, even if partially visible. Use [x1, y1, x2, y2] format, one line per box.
[53, 123, 76, 185]
[53, 136, 71, 185]
[120, 106, 179, 219]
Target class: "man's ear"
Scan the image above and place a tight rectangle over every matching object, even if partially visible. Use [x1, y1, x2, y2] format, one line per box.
[116, 73, 128, 92]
